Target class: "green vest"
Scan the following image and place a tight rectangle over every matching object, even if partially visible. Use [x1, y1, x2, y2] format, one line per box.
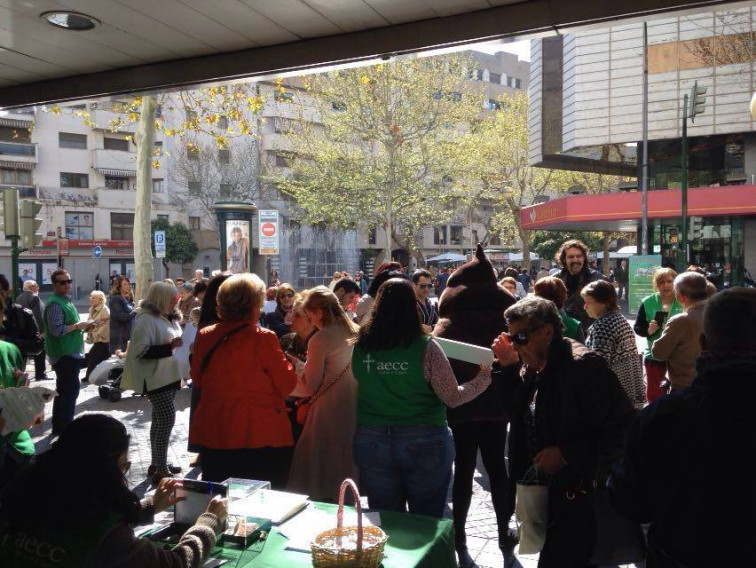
[560, 311, 582, 341]
[0, 512, 120, 568]
[0, 341, 34, 455]
[641, 293, 683, 359]
[352, 335, 447, 427]
[43, 294, 83, 357]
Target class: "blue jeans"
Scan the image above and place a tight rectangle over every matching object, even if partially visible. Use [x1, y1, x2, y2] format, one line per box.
[353, 425, 454, 518]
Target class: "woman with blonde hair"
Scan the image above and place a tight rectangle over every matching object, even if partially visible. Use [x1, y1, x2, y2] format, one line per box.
[83, 290, 110, 382]
[633, 267, 682, 402]
[121, 282, 184, 484]
[287, 286, 359, 501]
[190, 274, 297, 487]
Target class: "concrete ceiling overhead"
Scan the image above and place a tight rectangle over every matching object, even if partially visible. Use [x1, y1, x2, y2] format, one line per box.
[0, 0, 735, 108]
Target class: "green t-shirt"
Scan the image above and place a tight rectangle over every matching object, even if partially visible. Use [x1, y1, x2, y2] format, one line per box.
[0, 341, 34, 455]
[352, 335, 447, 427]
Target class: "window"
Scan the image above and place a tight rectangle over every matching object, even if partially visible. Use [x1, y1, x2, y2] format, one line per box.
[274, 117, 302, 133]
[157, 214, 169, 223]
[60, 172, 89, 188]
[489, 73, 501, 85]
[217, 116, 228, 130]
[65, 211, 94, 239]
[152, 179, 164, 193]
[275, 153, 291, 168]
[450, 226, 463, 245]
[475, 69, 484, 81]
[155, 105, 163, 118]
[104, 137, 129, 151]
[59, 132, 87, 150]
[1, 168, 32, 185]
[189, 216, 201, 230]
[105, 175, 129, 190]
[220, 183, 232, 198]
[332, 101, 346, 111]
[434, 226, 447, 245]
[218, 149, 230, 164]
[0, 126, 31, 143]
[154, 141, 163, 156]
[110, 213, 134, 240]
[368, 227, 377, 245]
[188, 146, 199, 161]
[515, 78, 522, 89]
[274, 91, 295, 103]
[185, 109, 198, 122]
[188, 181, 201, 195]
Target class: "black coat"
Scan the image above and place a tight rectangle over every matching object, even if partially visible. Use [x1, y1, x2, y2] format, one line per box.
[0, 303, 44, 358]
[109, 293, 134, 353]
[608, 353, 756, 567]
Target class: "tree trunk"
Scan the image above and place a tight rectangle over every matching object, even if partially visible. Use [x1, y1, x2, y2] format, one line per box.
[520, 227, 532, 271]
[602, 232, 611, 276]
[384, 196, 393, 263]
[133, 96, 156, 303]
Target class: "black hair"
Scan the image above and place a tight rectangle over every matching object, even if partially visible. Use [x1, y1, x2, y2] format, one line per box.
[198, 272, 232, 329]
[333, 277, 360, 296]
[0, 414, 139, 530]
[355, 278, 424, 351]
[411, 269, 431, 284]
[193, 279, 209, 296]
[704, 288, 756, 354]
[0, 274, 9, 292]
[367, 269, 409, 298]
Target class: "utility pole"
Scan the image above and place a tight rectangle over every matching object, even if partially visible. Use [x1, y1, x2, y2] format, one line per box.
[680, 81, 707, 270]
[641, 22, 649, 255]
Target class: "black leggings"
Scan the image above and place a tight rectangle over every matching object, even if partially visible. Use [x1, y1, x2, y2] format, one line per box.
[450, 420, 513, 548]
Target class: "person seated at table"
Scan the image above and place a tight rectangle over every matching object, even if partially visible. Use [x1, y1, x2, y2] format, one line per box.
[351, 278, 492, 518]
[0, 413, 227, 568]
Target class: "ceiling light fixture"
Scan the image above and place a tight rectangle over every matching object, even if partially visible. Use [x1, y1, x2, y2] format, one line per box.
[41, 11, 100, 31]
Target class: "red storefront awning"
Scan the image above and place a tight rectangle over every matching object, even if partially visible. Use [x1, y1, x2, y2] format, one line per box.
[520, 185, 756, 232]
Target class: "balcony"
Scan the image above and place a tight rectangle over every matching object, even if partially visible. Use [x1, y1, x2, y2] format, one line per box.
[38, 187, 97, 206]
[0, 184, 37, 198]
[0, 141, 37, 166]
[92, 148, 137, 176]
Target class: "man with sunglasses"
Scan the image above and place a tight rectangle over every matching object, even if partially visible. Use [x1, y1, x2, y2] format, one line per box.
[412, 269, 438, 333]
[43, 269, 89, 435]
[491, 297, 635, 567]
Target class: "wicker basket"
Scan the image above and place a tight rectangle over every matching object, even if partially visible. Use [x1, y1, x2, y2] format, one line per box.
[311, 479, 388, 567]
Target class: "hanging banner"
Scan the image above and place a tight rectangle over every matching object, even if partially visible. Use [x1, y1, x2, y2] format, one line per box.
[225, 219, 251, 273]
[628, 255, 662, 315]
[258, 210, 279, 256]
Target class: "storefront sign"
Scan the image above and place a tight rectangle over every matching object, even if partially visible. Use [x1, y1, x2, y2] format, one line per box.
[628, 255, 662, 315]
[258, 210, 279, 256]
[225, 219, 251, 273]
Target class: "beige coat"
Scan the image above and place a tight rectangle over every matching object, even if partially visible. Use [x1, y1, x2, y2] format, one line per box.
[287, 323, 358, 501]
[651, 301, 706, 389]
[86, 303, 110, 344]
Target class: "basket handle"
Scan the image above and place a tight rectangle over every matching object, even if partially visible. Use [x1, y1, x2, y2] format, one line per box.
[336, 478, 363, 553]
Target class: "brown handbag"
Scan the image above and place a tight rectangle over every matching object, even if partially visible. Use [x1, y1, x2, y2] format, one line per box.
[295, 362, 351, 425]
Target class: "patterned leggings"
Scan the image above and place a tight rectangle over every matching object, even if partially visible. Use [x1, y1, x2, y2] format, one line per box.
[147, 389, 177, 472]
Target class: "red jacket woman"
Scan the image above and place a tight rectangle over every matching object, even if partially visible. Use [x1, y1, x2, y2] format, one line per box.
[189, 274, 297, 488]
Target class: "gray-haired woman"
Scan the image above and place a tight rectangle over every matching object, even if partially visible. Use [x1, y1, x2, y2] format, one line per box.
[121, 282, 184, 485]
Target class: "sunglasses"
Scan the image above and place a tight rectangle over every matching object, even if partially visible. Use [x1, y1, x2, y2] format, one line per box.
[54, 279, 72, 285]
[505, 325, 542, 346]
[418, 284, 433, 289]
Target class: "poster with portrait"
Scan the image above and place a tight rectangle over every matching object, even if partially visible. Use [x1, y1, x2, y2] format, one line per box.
[18, 263, 38, 284]
[225, 219, 250, 274]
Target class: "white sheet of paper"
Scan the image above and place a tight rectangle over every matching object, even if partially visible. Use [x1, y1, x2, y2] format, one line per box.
[0, 387, 56, 434]
[278, 507, 381, 552]
[434, 337, 495, 366]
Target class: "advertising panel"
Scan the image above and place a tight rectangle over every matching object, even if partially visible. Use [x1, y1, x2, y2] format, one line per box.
[258, 210, 279, 256]
[628, 255, 663, 316]
[225, 219, 251, 273]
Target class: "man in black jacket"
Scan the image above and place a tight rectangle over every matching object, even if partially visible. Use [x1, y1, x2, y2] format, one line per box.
[555, 239, 604, 332]
[492, 297, 635, 567]
[608, 288, 756, 567]
[16, 279, 47, 380]
[0, 274, 44, 366]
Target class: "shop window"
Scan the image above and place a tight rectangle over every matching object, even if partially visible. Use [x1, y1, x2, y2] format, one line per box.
[434, 226, 447, 245]
[59, 132, 87, 149]
[105, 175, 129, 190]
[65, 211, 94, 239]
[111, 213, 134, 240]
[104, 137, 129, 151]
[189, 216, 201, 230]
[60, 172, 89, 188]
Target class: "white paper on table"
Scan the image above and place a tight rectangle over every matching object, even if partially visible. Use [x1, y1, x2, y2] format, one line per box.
[434, 337, 495, 366]
[0, 387, 57, 435]
[278, 507, 381, 552]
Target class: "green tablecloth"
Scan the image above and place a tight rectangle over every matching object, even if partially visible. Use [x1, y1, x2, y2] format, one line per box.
[211, 502, 455, 568]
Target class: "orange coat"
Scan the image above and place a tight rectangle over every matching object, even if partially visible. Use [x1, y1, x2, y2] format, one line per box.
[189, 321, 296, 450]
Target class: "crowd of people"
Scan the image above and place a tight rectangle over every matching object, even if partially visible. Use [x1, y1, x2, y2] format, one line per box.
[0, 236, 752, 567]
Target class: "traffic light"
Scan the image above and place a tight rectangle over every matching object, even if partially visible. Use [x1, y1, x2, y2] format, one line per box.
[2, 188, 20, 237]
[669, 226, 679, 245]
[689, 81, 707, 123]
[19, 199, 43, 248]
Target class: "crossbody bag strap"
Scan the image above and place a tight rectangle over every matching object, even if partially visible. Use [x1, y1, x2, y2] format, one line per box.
[200, 323, 249, 374]
[309, 362, 352, 406]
